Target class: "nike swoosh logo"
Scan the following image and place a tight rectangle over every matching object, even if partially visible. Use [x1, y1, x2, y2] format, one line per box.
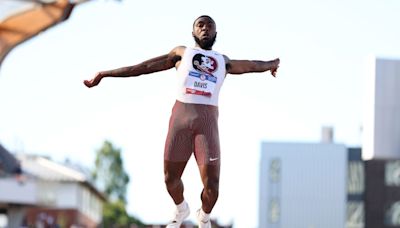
[209, 157, 219, 162]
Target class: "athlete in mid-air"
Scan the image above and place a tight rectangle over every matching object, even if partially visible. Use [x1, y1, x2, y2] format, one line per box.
[84, 15, 280, 228]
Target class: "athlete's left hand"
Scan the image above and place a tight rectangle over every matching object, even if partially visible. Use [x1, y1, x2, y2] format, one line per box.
[270, 58, 280, 77]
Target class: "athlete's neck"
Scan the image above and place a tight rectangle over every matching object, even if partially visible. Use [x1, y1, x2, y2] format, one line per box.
[195, 44, 213, 51]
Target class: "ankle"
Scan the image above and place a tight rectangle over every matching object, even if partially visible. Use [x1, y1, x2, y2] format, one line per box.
[176, 200, 188, 212]
[198, 208, 210, 222]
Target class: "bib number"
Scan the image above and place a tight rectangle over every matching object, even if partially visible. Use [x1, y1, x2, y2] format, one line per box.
[185, 71, 217, 97]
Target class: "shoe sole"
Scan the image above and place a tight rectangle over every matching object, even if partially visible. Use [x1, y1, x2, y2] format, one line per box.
[166, 209, 190, 228]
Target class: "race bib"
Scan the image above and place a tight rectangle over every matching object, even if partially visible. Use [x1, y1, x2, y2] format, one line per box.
[185, 71, 217, 97]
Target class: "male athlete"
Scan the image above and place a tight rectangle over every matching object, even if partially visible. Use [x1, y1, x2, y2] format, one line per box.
[84, 15, 280, 228]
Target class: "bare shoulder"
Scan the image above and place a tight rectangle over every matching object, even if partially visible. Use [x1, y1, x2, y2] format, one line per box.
[223, 54, 231, 63]
[168, 46, 186, 67]
[170, 46, 186, 56]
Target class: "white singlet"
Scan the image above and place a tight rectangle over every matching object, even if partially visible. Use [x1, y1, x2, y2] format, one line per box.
[175, 47, 226, 107]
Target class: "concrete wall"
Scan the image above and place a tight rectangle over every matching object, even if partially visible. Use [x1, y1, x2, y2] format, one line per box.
[363, 58, 400, 159]
[259, 142, 348, 228]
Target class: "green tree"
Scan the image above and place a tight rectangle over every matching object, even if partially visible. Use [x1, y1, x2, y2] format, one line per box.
[92, 140, 129, 202]
[92, 140, 145, 227]
[103, 200, 145, 228]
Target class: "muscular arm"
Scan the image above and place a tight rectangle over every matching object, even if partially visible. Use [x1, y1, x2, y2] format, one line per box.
[84, 46, 185, 87]
[225, 56, 280, 77]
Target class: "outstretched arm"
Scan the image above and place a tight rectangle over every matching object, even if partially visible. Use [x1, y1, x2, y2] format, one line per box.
[225, 56, 280, 77]
[84, 46, 185, 88]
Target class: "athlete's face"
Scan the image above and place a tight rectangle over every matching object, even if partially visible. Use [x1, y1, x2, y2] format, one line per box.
[192, 17, 217, 50]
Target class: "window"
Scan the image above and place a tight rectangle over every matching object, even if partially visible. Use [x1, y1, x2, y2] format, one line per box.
[385, 161, 400, 186]
[347, 161, 364, 194]
[0, 211, 8, 228]
[268, 198, 280, 223]
[385, 201, 400, 226]
[346, 201, 364, 228]
[269, 159, 281, 182]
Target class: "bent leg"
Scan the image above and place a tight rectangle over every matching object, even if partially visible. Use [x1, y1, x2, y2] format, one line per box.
[198, 162, 220, 213]
[164, 160, 188, 204]
[191, 104, 221, 213]
[164, 101, 194, 204]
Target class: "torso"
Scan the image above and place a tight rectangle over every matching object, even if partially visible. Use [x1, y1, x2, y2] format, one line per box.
[175, 47, 226, 107]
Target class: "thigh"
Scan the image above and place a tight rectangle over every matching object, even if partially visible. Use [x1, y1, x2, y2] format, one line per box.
[164, 101, 194, 162]
[193, 132, 220, 165]
[164, 128, 193, 162]
[193, 106, 220, 165]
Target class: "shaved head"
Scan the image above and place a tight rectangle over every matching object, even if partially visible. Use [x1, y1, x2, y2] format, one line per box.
[193, 15, 215, 28]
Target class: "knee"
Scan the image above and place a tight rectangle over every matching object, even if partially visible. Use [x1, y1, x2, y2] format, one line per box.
[164, 172, 181, 189]
[203, 179, 219, 199]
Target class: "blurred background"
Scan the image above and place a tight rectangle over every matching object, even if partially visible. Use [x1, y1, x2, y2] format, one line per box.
[1, 0, 400, 227]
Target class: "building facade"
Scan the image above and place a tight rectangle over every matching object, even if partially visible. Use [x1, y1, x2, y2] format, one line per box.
[0, 154, 105, 228]
[259, 142, 364, 228]
[364, 159, 400, 228]
[363, 58, 400, 160]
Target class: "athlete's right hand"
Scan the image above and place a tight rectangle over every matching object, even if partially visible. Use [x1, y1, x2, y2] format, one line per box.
[83, 72, 103, 88]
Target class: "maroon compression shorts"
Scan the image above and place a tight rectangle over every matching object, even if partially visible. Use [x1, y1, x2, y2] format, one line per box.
[164, 100, 220, 165]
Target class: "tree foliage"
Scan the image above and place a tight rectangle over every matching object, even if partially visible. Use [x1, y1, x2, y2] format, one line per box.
[92, 140, 129, 202]
[92, 140, 145, 227]
[102, 200, 145, 228]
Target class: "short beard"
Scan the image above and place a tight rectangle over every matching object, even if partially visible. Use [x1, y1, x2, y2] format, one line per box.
[193, 34, 216, 50]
